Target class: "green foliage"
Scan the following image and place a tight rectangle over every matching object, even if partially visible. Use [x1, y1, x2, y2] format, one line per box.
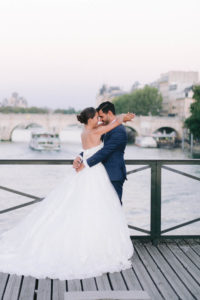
[54, 107, 78, 114]
[112, 85, 163, 116]
[184, 85, 200, 139]
[0, 106, 80, 114]
[0, 106, 49, 114]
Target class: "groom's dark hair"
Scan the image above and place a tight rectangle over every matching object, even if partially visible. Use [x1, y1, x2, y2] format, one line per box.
[97, 101, 115, 115]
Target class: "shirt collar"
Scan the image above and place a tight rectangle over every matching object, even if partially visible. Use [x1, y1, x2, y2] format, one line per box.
[110, 118, 117, 124]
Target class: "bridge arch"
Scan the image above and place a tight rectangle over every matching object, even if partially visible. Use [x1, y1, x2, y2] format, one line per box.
[9, 122, 43, 141]
[124, 126, 138, 143]
[0, 114, 184, 141]
[25, 123, 43, 129]
[153, 126, 180, 139]
[9, 123, 26, 141]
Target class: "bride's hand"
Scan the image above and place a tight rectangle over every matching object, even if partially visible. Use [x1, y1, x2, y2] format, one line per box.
[123, 112, 135, 122]
[76, 163, 85, 172]
[73, 156, 82, 169]
[117, 112, 135, 123]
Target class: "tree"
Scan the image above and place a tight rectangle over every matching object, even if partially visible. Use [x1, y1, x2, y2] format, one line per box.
[54, 107, 78, 114]
[112, 85, 162, 116]
[0, 106, 80, 114]
[0, 106, 49, 114]
[184, 85, 200, 139]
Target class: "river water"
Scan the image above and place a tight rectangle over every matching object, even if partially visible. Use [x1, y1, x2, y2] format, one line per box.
[0, 130, 199, 236]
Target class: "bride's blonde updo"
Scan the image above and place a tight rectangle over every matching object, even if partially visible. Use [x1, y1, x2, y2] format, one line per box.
[77, 107, 96, 124]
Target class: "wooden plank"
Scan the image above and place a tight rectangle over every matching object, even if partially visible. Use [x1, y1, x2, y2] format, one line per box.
[184, 238, 200, 246]
[64, 290, 151, 299]
[121, 268, 142, 290]
[0, 272, 9, 299]
[82, 277, 97, 291]
[18, 276, 36, 300]
[135, 243, 178, 299]
[67, 279, 82, 291]
[167, 242, 200, 283]
[52, 279, 66, 300]
[108, 272, 127, 290]
[131, 247, 163, 299]
[145, 242, 192, 299]
[158, 244, 200, 299]
[3, 274, 22, 300]
[177, 239, 200, 268]
[184, 239, 200, 256]
[37, 278, 51, 300]
[95, 273, 112, 290]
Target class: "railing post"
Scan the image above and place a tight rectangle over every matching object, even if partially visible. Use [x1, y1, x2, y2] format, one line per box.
[150, 161, 161, 245]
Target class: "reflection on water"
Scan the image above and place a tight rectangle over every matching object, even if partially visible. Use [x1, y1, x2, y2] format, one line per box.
[0, 138, 199, 236]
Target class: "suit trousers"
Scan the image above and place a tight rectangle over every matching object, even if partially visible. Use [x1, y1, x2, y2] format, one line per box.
[111, 180, 125, 205]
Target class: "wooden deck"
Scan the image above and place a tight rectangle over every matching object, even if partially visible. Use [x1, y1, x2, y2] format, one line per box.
[0, 238, 200, 300]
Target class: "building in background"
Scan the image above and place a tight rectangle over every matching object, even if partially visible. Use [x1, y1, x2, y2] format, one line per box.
[154, 71, 199, 116]
[96, 84, 126, 106]
[0, 92, 28, 108]
[97, 71, 199, 119]
[130, 81, 145, 92]
[173, 86, 196, 119]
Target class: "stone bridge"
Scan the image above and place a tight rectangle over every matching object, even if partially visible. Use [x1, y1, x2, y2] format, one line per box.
[0, 113, 184, 141]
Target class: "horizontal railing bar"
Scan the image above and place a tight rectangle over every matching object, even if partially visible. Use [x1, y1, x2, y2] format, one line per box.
[159, 235, 200, 238]
[161, 217, 200, 234]
[159, 234, 200, 239]
[0, 159, 199, 165]
[126, 166, 150, 175]
[128, 224, 150, 234]
[0, 198, 44, 214]
[162, 166, 200, 181]
[0, 159, 74, 165]
[159, 160, 200, 165]
[125, 159, 200, 165]
[130, 235, 200, 239]
[0, 159, 199, 242]
[0, 185, 44, 200]
[130, 236, 152, 239]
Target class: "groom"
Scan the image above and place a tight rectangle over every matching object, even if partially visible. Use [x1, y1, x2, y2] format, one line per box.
[73, 101, 129, 205]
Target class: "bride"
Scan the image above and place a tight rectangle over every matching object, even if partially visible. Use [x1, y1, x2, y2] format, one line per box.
[0, 107, 134, 280]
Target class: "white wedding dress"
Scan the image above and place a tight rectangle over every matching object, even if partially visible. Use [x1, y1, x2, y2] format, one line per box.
[0, 143, 134, 280]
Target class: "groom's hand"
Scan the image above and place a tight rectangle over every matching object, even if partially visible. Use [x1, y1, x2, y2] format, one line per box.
[76, 163, 85, 172]
[73, 156, 82, 169]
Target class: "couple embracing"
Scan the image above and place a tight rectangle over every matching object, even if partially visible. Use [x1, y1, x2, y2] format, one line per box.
[0, 101, 135, 280]
[74, 101, 134, 204]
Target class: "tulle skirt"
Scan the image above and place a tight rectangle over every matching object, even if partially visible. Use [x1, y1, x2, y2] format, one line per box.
[0, 147, 134, 280]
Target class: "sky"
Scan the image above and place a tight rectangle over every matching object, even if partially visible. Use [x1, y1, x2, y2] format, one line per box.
[0, 0, 199, 109]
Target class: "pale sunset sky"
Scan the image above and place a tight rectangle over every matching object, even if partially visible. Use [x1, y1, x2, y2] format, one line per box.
[0, 0, 199, 109]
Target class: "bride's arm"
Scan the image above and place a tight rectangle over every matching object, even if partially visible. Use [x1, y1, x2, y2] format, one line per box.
[93, 113, 135, 136]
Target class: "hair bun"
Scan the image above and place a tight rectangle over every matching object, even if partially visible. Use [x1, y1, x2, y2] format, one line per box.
[77, 114, 85, 124]
[76, 107, 96, 125]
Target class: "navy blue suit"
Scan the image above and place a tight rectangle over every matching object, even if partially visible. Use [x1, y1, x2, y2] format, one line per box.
[85, 125, 127, 204]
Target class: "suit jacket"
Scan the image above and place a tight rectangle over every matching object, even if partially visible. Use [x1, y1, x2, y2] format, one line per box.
[84, 124, 127, 182]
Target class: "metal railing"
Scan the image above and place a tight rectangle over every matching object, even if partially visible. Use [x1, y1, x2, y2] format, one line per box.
[0, 159, 199, 245]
